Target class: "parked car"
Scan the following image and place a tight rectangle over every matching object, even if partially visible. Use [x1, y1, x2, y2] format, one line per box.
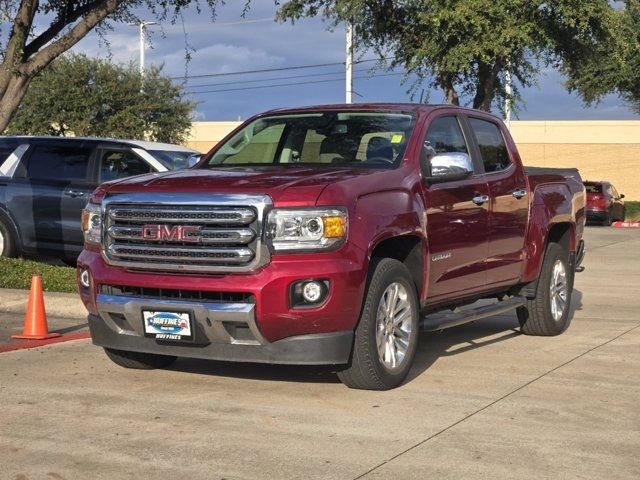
[78, 104, 586, 390]
[0, 136, 200, 263]
[584, 181, 625, 225]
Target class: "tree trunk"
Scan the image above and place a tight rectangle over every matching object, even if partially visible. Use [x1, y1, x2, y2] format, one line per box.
[472, 61, 502, 111]
[438, 72, 460, 105]
[0, 75, 31, 132]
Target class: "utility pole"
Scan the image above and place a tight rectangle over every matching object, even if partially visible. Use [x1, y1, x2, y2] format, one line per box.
[504, 68, 512, 130]
[345, 21, 354, 104]
[129, 21, 157, 89]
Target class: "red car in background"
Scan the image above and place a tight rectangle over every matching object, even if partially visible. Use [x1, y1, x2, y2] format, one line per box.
[584, 181, 626, 225]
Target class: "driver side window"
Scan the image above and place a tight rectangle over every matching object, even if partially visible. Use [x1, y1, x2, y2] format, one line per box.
[421, 116, 470, 177]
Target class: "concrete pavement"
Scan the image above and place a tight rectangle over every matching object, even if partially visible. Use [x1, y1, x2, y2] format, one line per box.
[0, 227, 638, 479]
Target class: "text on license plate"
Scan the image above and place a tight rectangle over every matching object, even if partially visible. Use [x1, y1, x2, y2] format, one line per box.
[143, 311, 192, 340]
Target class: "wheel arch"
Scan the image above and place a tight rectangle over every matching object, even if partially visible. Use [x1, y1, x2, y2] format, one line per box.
[369, 234, 426, 300]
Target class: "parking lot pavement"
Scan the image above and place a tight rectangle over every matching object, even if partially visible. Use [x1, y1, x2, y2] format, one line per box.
[1, 227, 639, 480]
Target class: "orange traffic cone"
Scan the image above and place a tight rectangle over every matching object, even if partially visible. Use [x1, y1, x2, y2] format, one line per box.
[11, 275, 61, 340]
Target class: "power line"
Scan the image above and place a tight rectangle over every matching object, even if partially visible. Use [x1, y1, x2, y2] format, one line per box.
[185, 67, 380, 91]
[170, 57, 390, 81]
[186, 71, 405, 95]
[162, 17, 274, 32]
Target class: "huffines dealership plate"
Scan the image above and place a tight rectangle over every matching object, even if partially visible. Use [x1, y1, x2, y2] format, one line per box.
[143, 311, 193, 341]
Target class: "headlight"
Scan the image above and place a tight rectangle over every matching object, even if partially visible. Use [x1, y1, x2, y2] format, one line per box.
[267, 208, 347, 252]
[81, 203, 102, 245]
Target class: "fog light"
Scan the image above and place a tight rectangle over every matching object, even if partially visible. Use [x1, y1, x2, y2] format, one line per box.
[302, 281, 322, 303]
[291, 279, 330, 308]
[80, 269, 91, 288]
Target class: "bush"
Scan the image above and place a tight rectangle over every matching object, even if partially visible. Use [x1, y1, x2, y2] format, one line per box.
[626, 201, 640, 221]
[0, 257, 77, 293]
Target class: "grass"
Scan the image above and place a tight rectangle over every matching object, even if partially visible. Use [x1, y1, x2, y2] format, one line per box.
[626, 201, 640, 221]
[0, 257, 77, 293]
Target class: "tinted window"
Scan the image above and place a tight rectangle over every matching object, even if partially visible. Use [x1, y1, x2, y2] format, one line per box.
[420, 116, 470, 176]
[206, 112, 416, 168]
[468, 118, 511, 173]
[584, 183, 602, 194]
[27, 145, 92, 181]
[99, 150, 152, 182]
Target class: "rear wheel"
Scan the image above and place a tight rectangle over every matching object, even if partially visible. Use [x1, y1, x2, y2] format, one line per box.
[104, 347, 177, 370]
[517, 242, 573, 336]
[0, 218, 17, 258]
[338, 258, 419, 390]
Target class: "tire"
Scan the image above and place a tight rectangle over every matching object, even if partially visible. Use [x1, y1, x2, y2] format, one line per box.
[104, 347, 177, 370]
[619, 208, 626, 222]
[517, 242, 573, 336]
[603, 212, 612, 226]
[0, 218, 17, 258]
[338, 258, 420, 390]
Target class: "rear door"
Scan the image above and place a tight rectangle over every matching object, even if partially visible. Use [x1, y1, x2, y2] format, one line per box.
[420, 114, 490, 300]
[6, 141, 95, 256]
[466, 116, 528, 285]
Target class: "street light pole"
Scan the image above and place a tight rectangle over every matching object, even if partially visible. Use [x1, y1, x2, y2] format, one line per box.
[129, 21, 157, 88]
[345, 21, 354, 104]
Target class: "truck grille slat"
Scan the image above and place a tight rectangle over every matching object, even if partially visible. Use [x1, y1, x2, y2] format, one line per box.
[108, 207, 256, 224]
[107, 225, 256, 245]
[102, 196, 270, 273]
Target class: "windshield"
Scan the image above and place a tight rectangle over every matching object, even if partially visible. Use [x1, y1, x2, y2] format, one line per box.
[203, 111, 416, 169]
[148, 150, 199, 170]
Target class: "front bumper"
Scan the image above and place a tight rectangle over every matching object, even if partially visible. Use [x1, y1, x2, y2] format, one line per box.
[89, 309, 353, 365]
[79, 244, 367, 364]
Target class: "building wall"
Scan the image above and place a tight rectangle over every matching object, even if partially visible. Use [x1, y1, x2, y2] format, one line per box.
[509, 121, 640, 200]
[186, 119, 640, 200]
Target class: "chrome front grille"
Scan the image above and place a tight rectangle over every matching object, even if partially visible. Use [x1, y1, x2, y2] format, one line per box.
[102, 193, 271, 273]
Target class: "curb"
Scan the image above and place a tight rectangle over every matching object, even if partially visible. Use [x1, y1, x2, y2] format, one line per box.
[612, 221, 640, 228]
[0, 288, 87, 319]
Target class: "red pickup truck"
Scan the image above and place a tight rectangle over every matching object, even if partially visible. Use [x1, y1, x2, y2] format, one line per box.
[78, 104, 586, 390]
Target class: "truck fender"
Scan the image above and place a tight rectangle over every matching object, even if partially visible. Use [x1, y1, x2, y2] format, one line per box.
[351, 189, 429, 301]
[521, 184, 577, 284]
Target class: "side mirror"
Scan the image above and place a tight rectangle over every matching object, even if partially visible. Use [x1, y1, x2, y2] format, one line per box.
[187, 154, 202, 168]
[620, 194, 625, 199]
[424, 152, 474, 183]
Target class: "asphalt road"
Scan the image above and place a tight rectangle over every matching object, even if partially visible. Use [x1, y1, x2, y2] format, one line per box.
[1, 227, 638, 480]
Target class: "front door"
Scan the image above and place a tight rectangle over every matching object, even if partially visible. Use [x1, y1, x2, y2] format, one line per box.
[421, 115, 490, 301]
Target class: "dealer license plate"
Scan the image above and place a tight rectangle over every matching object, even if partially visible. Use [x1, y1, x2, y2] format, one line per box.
[143, 310, 193, 341]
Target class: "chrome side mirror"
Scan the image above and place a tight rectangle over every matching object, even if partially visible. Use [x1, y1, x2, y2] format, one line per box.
[424, 152, 474, 183]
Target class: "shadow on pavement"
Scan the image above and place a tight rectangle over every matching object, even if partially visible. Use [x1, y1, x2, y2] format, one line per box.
[168, 289, 583, 387]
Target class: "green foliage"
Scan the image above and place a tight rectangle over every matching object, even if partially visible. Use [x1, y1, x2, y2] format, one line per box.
[0, 257, 77, 293]
[563, 0, 640, 113]
[6, 53, 195, 143]
[626, 202, 640, 221]
[277, 0, 613, 112]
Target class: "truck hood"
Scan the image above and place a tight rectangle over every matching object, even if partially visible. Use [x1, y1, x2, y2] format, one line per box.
[101, 166, 379, 205]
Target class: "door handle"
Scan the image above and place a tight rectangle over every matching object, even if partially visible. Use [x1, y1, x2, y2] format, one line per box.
[472, 194, 489, 206]
[64, 190, 85, 198]
[512, 189, 527, 199]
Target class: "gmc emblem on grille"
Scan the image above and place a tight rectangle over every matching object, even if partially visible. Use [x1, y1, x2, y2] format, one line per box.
[141, 224, 202, 243]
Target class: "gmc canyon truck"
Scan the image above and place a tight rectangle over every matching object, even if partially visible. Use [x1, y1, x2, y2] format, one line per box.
[77, 104, 586, 390]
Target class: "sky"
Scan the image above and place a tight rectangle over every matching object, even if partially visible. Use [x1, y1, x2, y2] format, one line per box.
[40, 2, 640, 121]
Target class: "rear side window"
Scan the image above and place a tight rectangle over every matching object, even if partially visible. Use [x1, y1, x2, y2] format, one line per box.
[27, 145, 92, 181]
[99, 149, 152, 182]
[468, 118, 511, 173]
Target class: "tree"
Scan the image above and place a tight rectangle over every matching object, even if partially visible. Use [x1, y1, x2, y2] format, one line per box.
[277, 0, 613, 113]
[0, 0, 221, 133]
[5, 53, 195, 143]
[562, 0, 640, 113]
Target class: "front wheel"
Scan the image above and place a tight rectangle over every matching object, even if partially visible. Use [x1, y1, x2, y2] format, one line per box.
[338, 258, 419, 390]
[517, 242, 573, 336]
[0, 218, 17, 258]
